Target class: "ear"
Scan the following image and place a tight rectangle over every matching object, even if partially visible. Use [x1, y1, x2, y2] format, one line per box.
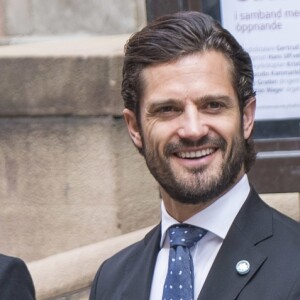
[123, 108, 143, 149]
[243, 97, 256, 139]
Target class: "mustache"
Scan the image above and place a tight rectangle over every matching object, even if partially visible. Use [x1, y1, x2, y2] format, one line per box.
[164, 136, 227, 156]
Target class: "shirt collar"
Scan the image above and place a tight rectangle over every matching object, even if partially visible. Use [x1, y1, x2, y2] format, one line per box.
[160, 174, 250, 247]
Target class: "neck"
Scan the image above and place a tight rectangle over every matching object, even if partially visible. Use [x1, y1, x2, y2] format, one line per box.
[160, 188, 213, 222]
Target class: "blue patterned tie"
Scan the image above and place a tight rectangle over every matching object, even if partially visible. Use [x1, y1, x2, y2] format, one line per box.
[162, 224, 207, 300]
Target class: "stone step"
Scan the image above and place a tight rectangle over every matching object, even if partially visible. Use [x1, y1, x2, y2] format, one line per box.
[0, 35, 129, 116]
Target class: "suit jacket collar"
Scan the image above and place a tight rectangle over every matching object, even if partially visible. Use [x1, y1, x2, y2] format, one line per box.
[198, 187, 273, 299]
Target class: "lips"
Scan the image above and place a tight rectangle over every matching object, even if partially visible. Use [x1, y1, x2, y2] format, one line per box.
[176, 148, 216, 159]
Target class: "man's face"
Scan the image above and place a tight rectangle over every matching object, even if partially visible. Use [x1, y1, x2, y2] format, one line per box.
[124, 51, 255, 205]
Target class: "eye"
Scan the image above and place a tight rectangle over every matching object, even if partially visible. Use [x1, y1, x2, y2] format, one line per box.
[157, 106, 178, 113]
[146, 101, 183, 119]
[152, 105, 182, 117]
[204, 101, 225, 113]
[207, 101, 223, 109]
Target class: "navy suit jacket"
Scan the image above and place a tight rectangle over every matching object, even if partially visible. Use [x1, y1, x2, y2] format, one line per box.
[0, 254, 35, 299]
[90, 188, 300, 299]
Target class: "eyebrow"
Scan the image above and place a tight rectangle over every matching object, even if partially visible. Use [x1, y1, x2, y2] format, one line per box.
[198, 95, 234, 104]
[146, 99, 180, 110]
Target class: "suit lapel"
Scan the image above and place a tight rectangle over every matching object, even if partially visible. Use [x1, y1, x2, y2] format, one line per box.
[199, 189, 273, 300]
[121, 225, 161, 299]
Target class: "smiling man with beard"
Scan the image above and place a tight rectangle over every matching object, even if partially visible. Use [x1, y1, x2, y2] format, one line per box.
[90, 11, 300, 300]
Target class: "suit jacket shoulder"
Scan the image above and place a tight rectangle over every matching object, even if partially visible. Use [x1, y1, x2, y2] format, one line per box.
[0, 254, 35, 300]
[199, 188, 300, 300]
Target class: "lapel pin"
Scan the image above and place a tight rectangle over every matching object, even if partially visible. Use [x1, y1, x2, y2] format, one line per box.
[236, 260, 250, 275]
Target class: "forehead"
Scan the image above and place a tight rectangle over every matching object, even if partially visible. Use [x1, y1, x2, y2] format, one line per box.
[140, 51, 236, 103]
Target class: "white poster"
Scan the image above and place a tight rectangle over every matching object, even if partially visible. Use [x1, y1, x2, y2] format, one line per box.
[221, 0, 300, 120]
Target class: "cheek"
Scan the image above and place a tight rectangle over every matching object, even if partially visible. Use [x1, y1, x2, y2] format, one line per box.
[215, 119, 242, 146]
[147, 131, 166, 155]
[144, 121, 176, 154]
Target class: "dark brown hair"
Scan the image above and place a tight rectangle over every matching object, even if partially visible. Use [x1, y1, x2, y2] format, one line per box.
[122, 11, 256, 172]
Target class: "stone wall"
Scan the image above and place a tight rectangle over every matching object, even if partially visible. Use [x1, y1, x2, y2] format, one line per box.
[0, 35, 160, 262]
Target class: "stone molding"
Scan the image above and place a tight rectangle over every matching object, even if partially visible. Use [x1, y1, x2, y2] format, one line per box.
[28, 226, 154, 299]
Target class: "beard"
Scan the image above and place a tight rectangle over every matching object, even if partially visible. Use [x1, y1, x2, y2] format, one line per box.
[141, 131, 246, 205]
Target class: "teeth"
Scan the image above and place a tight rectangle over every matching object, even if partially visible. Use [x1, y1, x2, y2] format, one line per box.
[177, 148, 215, 159]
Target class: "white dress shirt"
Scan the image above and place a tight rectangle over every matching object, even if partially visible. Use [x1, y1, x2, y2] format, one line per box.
[149, 175, 251, 300]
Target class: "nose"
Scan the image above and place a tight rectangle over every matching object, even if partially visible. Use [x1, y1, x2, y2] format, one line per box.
[177, 106, 208, 140]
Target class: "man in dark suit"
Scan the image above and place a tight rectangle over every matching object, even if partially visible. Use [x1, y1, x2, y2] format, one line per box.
[0, 254, 35, 299]
[90, 11, 300, 299]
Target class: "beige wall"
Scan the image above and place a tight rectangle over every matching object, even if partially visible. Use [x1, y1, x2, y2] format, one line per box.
[0, 115, 160, 261]
[0, 36, 160, 262]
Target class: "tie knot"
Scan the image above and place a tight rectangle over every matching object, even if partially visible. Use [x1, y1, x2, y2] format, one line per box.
[168, 224, 207, 248]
